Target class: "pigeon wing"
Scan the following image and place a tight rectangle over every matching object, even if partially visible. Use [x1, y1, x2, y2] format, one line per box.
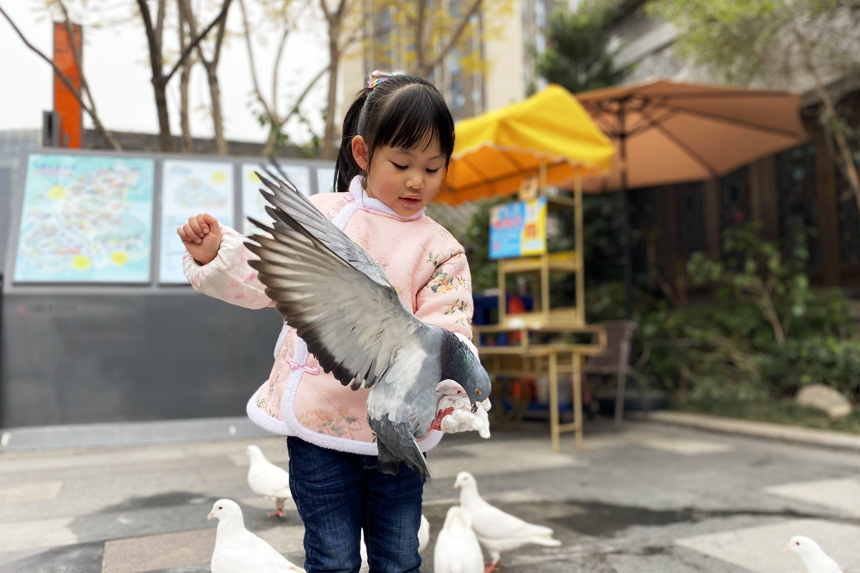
[255, 172, 391, 288]
[246, 213, 426, 391]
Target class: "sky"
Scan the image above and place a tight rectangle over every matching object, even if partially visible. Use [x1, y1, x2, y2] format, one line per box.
[0, 1, 330, 145]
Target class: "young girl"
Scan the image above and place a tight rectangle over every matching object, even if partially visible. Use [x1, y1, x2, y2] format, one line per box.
[178, 73, 480, 573]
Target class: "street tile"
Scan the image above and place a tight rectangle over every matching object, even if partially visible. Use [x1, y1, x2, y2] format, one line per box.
[676, 518, 860, 572]
[0, 517, 77, 552]
[631, 435, 734, 456]
[0, 480, 63, 504]
[102, 528, 215, 573]
[764, 476, 860, 517]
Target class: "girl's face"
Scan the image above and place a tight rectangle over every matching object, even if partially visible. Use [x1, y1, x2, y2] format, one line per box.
[351, 135, 447, 218]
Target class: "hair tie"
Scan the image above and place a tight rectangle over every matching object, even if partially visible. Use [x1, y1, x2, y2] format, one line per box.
[367, 70, 406, 89]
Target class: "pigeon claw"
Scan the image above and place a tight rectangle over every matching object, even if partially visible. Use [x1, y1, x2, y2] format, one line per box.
[484, 562, 502, 573]
[429, 407, 455, 431]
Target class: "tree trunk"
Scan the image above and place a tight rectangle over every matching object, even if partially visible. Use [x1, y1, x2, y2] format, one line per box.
[205, 61, 229, 155]
[153, 77, 174, 152]
[178, 6, 194, 153]
[323, 37, 340, 160]
[786, 4, 860, 212]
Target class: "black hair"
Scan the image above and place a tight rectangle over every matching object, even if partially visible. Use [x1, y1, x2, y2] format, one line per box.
[333, 74, 455, 193]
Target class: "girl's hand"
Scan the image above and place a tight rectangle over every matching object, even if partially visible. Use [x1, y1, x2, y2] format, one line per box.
[177, 213, 222, 265]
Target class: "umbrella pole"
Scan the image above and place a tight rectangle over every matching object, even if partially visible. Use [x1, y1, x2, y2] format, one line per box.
[619, 107, 633, 320]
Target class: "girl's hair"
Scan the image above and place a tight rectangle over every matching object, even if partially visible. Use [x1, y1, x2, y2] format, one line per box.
[333, 73, 455, 193]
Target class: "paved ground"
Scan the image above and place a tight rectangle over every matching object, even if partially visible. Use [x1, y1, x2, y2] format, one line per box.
[2, 418, 860, 572]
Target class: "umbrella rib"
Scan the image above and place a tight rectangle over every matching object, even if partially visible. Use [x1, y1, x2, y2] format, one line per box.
[639, 108, 720, 179]
[658, 102, 805, 139]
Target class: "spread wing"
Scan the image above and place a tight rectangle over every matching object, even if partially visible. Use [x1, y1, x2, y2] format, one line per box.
[245, 180, 428, 390]
[255, 171, 391, 289]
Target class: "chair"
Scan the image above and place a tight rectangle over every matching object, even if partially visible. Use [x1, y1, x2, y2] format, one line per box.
[584, 320, 642, 428]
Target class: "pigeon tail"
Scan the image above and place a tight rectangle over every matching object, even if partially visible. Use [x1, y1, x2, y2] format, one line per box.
[374, 422, 430, 482]
[526, 535, 562, 547]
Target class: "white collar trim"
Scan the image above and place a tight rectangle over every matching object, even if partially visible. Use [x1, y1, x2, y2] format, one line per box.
[348, 176, 425, 221]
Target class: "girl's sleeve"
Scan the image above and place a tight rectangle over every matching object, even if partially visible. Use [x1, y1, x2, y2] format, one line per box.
[182, 224, 274, 309]
[414, 250, 474, 343]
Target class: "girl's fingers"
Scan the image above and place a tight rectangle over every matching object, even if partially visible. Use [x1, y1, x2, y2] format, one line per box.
[201, 212, 218, 228]
[195, 213, 210, 235]
[187, 216, 204, 238]
[179, 224, 202, 244]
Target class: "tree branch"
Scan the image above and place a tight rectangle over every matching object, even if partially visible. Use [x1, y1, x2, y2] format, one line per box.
[418, 0, 483, 75]
[0, 5, 122, 150]
[165, 0, 233, 84]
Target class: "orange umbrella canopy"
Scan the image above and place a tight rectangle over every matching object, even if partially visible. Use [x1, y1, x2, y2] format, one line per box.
[573, 79, 807, 192]
[437, 84, 615, 205]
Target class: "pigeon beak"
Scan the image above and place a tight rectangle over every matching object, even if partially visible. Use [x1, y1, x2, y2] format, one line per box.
[784, 544, 790, 552]
[207, 511, 215, 521]
[471, 403, 478, 413]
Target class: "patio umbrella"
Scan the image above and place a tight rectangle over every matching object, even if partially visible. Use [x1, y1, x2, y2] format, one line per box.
[437, 84, 615, 205]
[572, 79, 807, 317]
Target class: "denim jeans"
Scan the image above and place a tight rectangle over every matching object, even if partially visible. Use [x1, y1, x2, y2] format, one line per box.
[287, 437, 424, 573]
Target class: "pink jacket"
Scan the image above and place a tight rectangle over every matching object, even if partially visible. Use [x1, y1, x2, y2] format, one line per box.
[183, 176, 474, 455]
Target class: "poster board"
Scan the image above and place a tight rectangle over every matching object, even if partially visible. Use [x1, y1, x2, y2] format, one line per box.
[13, 153, 154, 283]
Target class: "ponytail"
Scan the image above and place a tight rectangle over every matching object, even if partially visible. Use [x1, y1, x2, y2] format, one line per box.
[333, 88, 371, 193]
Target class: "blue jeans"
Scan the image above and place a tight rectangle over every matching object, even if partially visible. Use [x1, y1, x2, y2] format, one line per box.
[287, 437, 424, 573]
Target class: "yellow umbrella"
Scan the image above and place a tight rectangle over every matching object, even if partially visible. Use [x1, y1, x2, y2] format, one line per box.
[438, 84, 615, 205]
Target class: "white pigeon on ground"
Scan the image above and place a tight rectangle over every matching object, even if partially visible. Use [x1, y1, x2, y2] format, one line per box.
[418, 513, 431, 554]
[246, 444, 291, 517]
[207, 498, 305, 573]
[455, 471, 561, 572]
[434, 506, 484, 573]
[360, 513, 431, 571]
[786, 535, 843, 573]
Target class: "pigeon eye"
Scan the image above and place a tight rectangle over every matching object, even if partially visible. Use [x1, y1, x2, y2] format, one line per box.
[795, 541, 800, 546]
[475, 389, 482, 395]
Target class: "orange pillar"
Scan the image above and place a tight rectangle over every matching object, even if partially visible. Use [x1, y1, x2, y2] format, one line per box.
[52, 21, 83, 148]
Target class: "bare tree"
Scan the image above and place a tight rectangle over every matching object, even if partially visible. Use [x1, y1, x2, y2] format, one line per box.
[239, 0, 329, 155]
[177, 1, 196, 152]
[177, 0, 234, 155]
[135, 0, 233, 151]
[0, 3, 122, 150]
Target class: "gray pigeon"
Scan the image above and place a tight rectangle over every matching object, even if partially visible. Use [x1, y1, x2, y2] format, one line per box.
[244, 173, 491, 481]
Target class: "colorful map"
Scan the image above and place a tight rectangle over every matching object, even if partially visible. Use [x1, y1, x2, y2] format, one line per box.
[160, 160, 234, 283]
[14, 154, 154, 283]
[241, 163, 311, 235]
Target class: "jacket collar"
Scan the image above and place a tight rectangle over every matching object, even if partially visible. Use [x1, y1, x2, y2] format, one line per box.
[348, 176, 426, 221]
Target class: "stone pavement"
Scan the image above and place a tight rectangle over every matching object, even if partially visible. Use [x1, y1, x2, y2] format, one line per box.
[3, 418, 860, 572]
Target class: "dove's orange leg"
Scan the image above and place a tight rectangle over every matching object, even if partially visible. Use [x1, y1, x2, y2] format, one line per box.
[484, 561, 502, 573]
[267, 499, 286, 518]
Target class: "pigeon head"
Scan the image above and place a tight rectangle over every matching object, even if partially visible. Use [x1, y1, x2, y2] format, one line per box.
[207, 499, 242, 522]
[246, 445, 263, 458]
[786, 535, 842, 571]
[454, 471, 477, 490]
[441, 334, 492, 411]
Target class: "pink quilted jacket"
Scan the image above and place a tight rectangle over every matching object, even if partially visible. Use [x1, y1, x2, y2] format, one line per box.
[183, 176, 474, 455]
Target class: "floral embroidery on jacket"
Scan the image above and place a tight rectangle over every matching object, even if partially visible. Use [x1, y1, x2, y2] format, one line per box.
[428, 269, 467, 293]
[444, 298, 470, 315]
[297, 401, 365, 438]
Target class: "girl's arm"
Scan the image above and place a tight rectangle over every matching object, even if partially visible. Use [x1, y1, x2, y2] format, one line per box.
[414, 250, 475, 346]
[182, 224, 274, 310]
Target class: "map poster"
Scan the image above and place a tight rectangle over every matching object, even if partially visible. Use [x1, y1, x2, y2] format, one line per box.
[316, 167, 336, 193]
[489, 197, 547, 259]
[13, 154, 155, 283]
[160, 160, 235, 283]
[241, 163, 311, 235]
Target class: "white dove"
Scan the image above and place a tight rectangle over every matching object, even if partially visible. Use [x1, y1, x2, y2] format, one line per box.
[246, 444, 291, 517]
[207, 498, 305, 573]
[434, 506, 484, 573]
[455, 471, 560, 572]
[360, 513, 431, 571]
[786, 535, 843, 573]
